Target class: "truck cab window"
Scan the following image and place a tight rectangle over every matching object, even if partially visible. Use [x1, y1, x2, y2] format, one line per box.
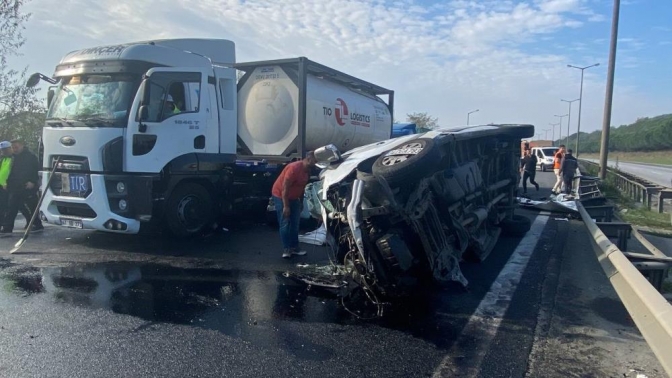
[144, 72, 201, 123]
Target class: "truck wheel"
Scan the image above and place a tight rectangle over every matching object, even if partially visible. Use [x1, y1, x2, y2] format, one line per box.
[500, 215, 532, 237]
[542, 164, 547, 172]
[372, 138, 440, 187]
[165, 183, 213, 238]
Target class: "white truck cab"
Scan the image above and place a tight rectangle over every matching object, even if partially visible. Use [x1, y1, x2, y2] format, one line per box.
[28, 39, 394, 237]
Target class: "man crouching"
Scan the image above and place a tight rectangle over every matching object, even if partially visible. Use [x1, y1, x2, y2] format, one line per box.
[271, 152, 317, 258]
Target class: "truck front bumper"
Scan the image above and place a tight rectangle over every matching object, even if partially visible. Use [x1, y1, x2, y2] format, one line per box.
[40, 173, 155, 234]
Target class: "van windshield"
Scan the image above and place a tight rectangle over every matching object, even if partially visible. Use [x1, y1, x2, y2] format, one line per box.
[542, 148, 558, 156]
[47, 74, 140, 127]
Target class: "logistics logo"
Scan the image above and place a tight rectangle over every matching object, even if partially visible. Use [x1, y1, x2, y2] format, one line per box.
[335, 98, 349, 126]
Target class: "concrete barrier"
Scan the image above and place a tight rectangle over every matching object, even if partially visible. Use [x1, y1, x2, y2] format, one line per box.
[578, 201, 672, 375]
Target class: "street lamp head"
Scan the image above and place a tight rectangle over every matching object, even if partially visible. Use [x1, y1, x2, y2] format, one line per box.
[568, 63, 600, 70]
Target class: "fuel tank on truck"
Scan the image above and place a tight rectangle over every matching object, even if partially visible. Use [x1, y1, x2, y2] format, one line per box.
[237, 65, 392, 157]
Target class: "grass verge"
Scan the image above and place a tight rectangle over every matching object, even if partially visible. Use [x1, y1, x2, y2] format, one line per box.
[581, 163, 672, 231]
[582, 150, 672, 166]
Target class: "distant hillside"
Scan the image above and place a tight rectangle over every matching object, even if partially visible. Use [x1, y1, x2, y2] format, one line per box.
[557, 113, 672, 153]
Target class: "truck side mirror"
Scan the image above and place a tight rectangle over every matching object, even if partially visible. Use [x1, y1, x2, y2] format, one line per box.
[26, 72, 59, 88]
[26, 73, 41, 88]
[314, 144, 341, 168]
[138, 105, 148, 133]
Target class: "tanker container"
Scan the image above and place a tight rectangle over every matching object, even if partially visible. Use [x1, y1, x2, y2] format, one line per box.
[235, 58, 394, 159]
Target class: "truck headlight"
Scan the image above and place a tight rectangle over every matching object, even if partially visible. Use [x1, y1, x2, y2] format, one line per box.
[116, 182, 126, 193]
[118, 199, 128, 211]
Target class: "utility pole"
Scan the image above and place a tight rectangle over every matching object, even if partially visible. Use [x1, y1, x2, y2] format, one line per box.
[599, 0, 620, 179]
[568, 63, 601, 157]
[549, 123, 560, 145]
[554, 114, 568, 144]
[561, 99, 579, 147]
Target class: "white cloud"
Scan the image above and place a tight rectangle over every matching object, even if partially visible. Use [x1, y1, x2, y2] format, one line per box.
[13, 0, 670, 135]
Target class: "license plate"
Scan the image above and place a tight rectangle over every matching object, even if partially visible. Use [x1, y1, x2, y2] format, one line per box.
[60, 217, 83, 229]
[62, 173, 88, 193]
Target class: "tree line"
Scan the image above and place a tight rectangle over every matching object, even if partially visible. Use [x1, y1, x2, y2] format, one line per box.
[0, 0, 44, 152]
[557, 113, 672, 153]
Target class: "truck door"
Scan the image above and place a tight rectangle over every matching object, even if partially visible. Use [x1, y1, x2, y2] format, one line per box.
[126, 67, 214, 173]
[213, 67, 237, 155]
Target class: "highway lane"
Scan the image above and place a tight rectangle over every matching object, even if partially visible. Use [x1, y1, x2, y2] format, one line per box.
[0, 171, 663, 377]
[584, 158, 672, 187]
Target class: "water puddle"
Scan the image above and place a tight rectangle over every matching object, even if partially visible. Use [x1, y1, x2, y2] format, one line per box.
[0, 259, 453, 349]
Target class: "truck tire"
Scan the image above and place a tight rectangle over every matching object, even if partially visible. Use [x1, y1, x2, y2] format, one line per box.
[165, 183, 213, 238]
[500, 214, 532, 237]
[372, 138, 440, 187]
[542, 164, 547, 172]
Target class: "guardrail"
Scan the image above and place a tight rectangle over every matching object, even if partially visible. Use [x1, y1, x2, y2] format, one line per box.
[575, 172, 672, 375]
[580, 159, 670, 213]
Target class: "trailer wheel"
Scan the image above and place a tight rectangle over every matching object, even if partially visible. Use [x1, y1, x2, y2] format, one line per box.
[500, 214, 532, 237]
[372, 138, 440, 187]
[165, 183, 213, 238]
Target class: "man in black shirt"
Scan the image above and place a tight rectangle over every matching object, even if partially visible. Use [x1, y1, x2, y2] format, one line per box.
[560, 149, 579, 195]
[520, 149, 539, 194]
[1, 140, 43, 235]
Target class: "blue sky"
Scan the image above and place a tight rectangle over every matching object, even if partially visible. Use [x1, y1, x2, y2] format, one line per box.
[9, 0, 672, 138]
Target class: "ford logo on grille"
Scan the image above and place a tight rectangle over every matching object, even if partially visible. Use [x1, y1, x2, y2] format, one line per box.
[60, 136, 76, 146]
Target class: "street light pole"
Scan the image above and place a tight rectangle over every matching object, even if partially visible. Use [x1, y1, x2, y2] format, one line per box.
[549, 123, 560, 145]
[543, 128, 551, 140]
[599, 0, 620, 179]
[467, 109, 479, 125]
[554, 115, 568, 144]
[568, 63, 600, 157]
[560, 99, 579, 147]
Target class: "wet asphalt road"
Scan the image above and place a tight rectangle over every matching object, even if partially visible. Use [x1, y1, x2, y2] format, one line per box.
[0, 171, 664, 377]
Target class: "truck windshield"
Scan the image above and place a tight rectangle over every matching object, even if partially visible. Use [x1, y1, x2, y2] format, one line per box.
[47, 74, 140, 127]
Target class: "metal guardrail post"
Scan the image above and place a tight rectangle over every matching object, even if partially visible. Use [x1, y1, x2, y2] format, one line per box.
[578, 201, 672, 375]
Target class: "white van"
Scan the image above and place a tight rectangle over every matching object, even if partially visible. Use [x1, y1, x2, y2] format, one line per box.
[531, 146, 559, 172]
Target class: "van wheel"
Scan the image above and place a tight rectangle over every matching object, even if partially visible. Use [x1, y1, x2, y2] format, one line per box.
[165, 183, 213, 238]
[541, 165, 547, 172]
[372, 138, 440, 187]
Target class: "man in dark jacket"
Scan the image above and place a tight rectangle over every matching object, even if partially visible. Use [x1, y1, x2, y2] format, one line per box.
[1, 140, 43, 235]
[520, 149, 539, 194]
[559, 149, 579, 195]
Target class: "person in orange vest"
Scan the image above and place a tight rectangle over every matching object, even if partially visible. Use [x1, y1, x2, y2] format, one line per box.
[551, 145, 566, 194]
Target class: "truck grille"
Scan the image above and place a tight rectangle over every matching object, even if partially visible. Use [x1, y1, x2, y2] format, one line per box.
[49, 156, 92, 198]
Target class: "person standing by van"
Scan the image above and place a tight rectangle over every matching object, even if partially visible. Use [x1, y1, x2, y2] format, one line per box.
[552, 145, 566, 194]
[560, 149, 579, 195]
[271, 152, 317, 258]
